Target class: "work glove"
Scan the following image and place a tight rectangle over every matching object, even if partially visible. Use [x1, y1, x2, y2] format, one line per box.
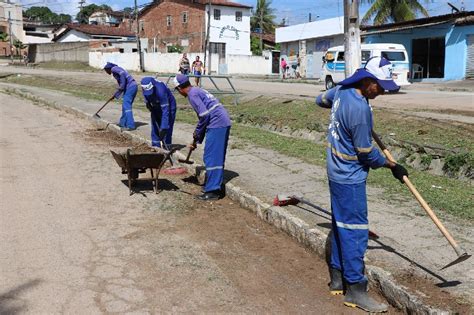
[159, 129, 167, 140]
[391, 163, 408, 183]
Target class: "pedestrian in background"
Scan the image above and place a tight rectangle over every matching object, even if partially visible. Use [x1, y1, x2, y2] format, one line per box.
[316, 56, 408, 313]
[280, 58, 287, 79]
[192, 56, 204, 86]
[140, 77, 177, 148]
[103, 62, 137, 131]
[174, 74, 231, 201]
[179, 53, 190, 75]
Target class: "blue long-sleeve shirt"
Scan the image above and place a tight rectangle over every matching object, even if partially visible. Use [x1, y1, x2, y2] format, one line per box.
[143, 79, 177, 130]
[316, 86, 386, 184]
[188, 87, 231, 143]
[111, 66, 137, 99]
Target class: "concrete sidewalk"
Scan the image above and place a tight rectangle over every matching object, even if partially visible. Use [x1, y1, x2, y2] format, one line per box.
[1, 82, 472, 312]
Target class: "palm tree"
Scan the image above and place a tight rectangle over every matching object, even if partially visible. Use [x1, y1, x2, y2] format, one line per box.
[251, 0, 276, 33]
[362, 0, 429, 25]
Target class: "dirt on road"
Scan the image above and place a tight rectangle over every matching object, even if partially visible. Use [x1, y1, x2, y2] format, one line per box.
[0, 93, 401, 313]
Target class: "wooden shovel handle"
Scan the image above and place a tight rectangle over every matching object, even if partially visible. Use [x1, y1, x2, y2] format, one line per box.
[94, 96, 115, 116]
[372, 131, 463, 255]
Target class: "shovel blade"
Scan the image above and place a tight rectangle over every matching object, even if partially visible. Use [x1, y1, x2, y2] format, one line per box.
[178, 159, 194, 164]
[440, 253, 471, 270]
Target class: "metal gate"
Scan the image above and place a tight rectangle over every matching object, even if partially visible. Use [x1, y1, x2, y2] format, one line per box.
[466, 35, 474, 79]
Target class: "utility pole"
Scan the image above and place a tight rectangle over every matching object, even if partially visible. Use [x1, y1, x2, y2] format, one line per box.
[203, 0, 211, 74]
[78, 0, 86, 23]
[343, 0, 361, 78]
[309, 13, 312, 22]
[135, 0, 144, 72]
[8, 11, 14, 63]
[259, 7, 263, 53]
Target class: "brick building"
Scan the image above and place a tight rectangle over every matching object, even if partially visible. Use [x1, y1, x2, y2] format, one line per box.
[138, 0, 252, 55]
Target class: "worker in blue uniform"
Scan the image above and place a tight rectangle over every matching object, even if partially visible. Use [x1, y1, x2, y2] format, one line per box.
[103, 62, 137, 130]
[316, 56, 408, 313]
[140, 77, 177, 148]
[174, 74, 231, 201]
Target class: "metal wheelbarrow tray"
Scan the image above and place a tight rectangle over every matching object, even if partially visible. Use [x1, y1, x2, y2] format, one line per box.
[111, 148, 175, 195]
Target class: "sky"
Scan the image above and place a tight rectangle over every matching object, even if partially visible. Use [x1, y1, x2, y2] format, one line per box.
[18, 0, 474, 25]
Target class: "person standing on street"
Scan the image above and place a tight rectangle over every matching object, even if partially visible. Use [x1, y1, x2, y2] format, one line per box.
[140, 77, 177, 148]
[179, 53, 190, 75]
[103, 62, 137, 130]
[174, 74, 231, 201]
[192, 56, 204, 86]
[315, 56, 408, 313]
[280, 58, 287, 79]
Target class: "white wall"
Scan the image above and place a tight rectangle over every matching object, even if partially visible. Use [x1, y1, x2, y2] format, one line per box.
[90, 52, 141, 72]
[57, 30, 91, 43]
[206, 5, 251, 56]
[226, 54, 272, 75]
[89, 52, 220, 74]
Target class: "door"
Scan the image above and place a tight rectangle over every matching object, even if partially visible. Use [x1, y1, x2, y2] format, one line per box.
[412, 37, 445, 79]
[272, 51, 280, 74]
[306, 54, 314, 78]
[466, 35, 474, 78]
[210, 42, 226, 74]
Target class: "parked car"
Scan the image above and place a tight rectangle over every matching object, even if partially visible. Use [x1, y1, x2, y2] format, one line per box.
[322, 43, 411, 90]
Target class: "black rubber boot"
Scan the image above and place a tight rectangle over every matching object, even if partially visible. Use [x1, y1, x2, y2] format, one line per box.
[344, 281, 388, 313]
[329, 268, 343, 295]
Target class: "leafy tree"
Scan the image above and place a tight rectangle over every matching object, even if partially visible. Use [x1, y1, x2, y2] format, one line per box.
[250, 35, 262, 55]
[167, 44, 184, 53]
[13, 39, 27, 58]
[76, 4, 112, 24]
[251, 0, 276, 33]
[24, 6, 71, 24]
[0, 32, 8, 42]
[362, 0, 429, 25]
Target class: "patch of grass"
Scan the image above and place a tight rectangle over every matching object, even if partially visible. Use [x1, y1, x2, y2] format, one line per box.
[36, 61, 99, 72]
[443, 153, 473, 177]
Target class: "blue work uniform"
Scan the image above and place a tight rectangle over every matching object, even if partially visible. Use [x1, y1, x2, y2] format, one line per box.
[143, 79, 177, 147]
[316, 86, 386, 284]
[111, 65, 137, 129]
[188, 87, 231, 192]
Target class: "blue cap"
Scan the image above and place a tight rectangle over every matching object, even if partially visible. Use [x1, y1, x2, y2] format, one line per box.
[140, 77, 155, 96]
[173, 73, 190, 88]
[103, 62, 117, 70]
[338, 56, 399, 92]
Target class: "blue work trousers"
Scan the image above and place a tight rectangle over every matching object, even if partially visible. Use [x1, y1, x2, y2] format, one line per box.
[151, 109, 176, 148]
[329, 180, 369, 284]
[203, 127, 231, 192]
[119, 85, 137, 129]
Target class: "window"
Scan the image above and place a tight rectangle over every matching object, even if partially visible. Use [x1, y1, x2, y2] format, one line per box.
[214, 9, 221, 20]
[139, 20, 145, 31]
[119, 48, 124, 53]
[235, 11, 242, 21]
[336, 51, 344, 61]
[182, 11, 188, 24]
[381, 51, 406, 61]
[361, 50, 371, 62]
[166, 15, 172, 27]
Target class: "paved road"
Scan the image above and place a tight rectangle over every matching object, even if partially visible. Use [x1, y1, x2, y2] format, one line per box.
[0, 92, 382, 313]
[1, 66, 473, 114]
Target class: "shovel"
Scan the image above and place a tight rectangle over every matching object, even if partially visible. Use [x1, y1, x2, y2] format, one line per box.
[93, 96, 115, 119]
[178, 139, 197, 165]
[372, 130, 471, 270]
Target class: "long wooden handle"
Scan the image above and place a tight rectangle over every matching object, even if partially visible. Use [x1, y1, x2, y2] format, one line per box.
[372, 131, 464, 256]
[185, 139, 197, 162]
[94, 96, 115, 115]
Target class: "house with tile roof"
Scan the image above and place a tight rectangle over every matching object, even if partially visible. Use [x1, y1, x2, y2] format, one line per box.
[137, 0, 252, 60]
[53, 24, 135, 43]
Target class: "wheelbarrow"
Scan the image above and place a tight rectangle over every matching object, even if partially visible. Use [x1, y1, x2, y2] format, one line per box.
[111, 147, 177, 195]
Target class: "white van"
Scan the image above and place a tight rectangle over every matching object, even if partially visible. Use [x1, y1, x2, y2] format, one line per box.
[322, 43, 411, 90]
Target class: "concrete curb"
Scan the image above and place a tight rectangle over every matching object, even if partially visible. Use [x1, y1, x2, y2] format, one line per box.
[3, 87, 450, 315]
